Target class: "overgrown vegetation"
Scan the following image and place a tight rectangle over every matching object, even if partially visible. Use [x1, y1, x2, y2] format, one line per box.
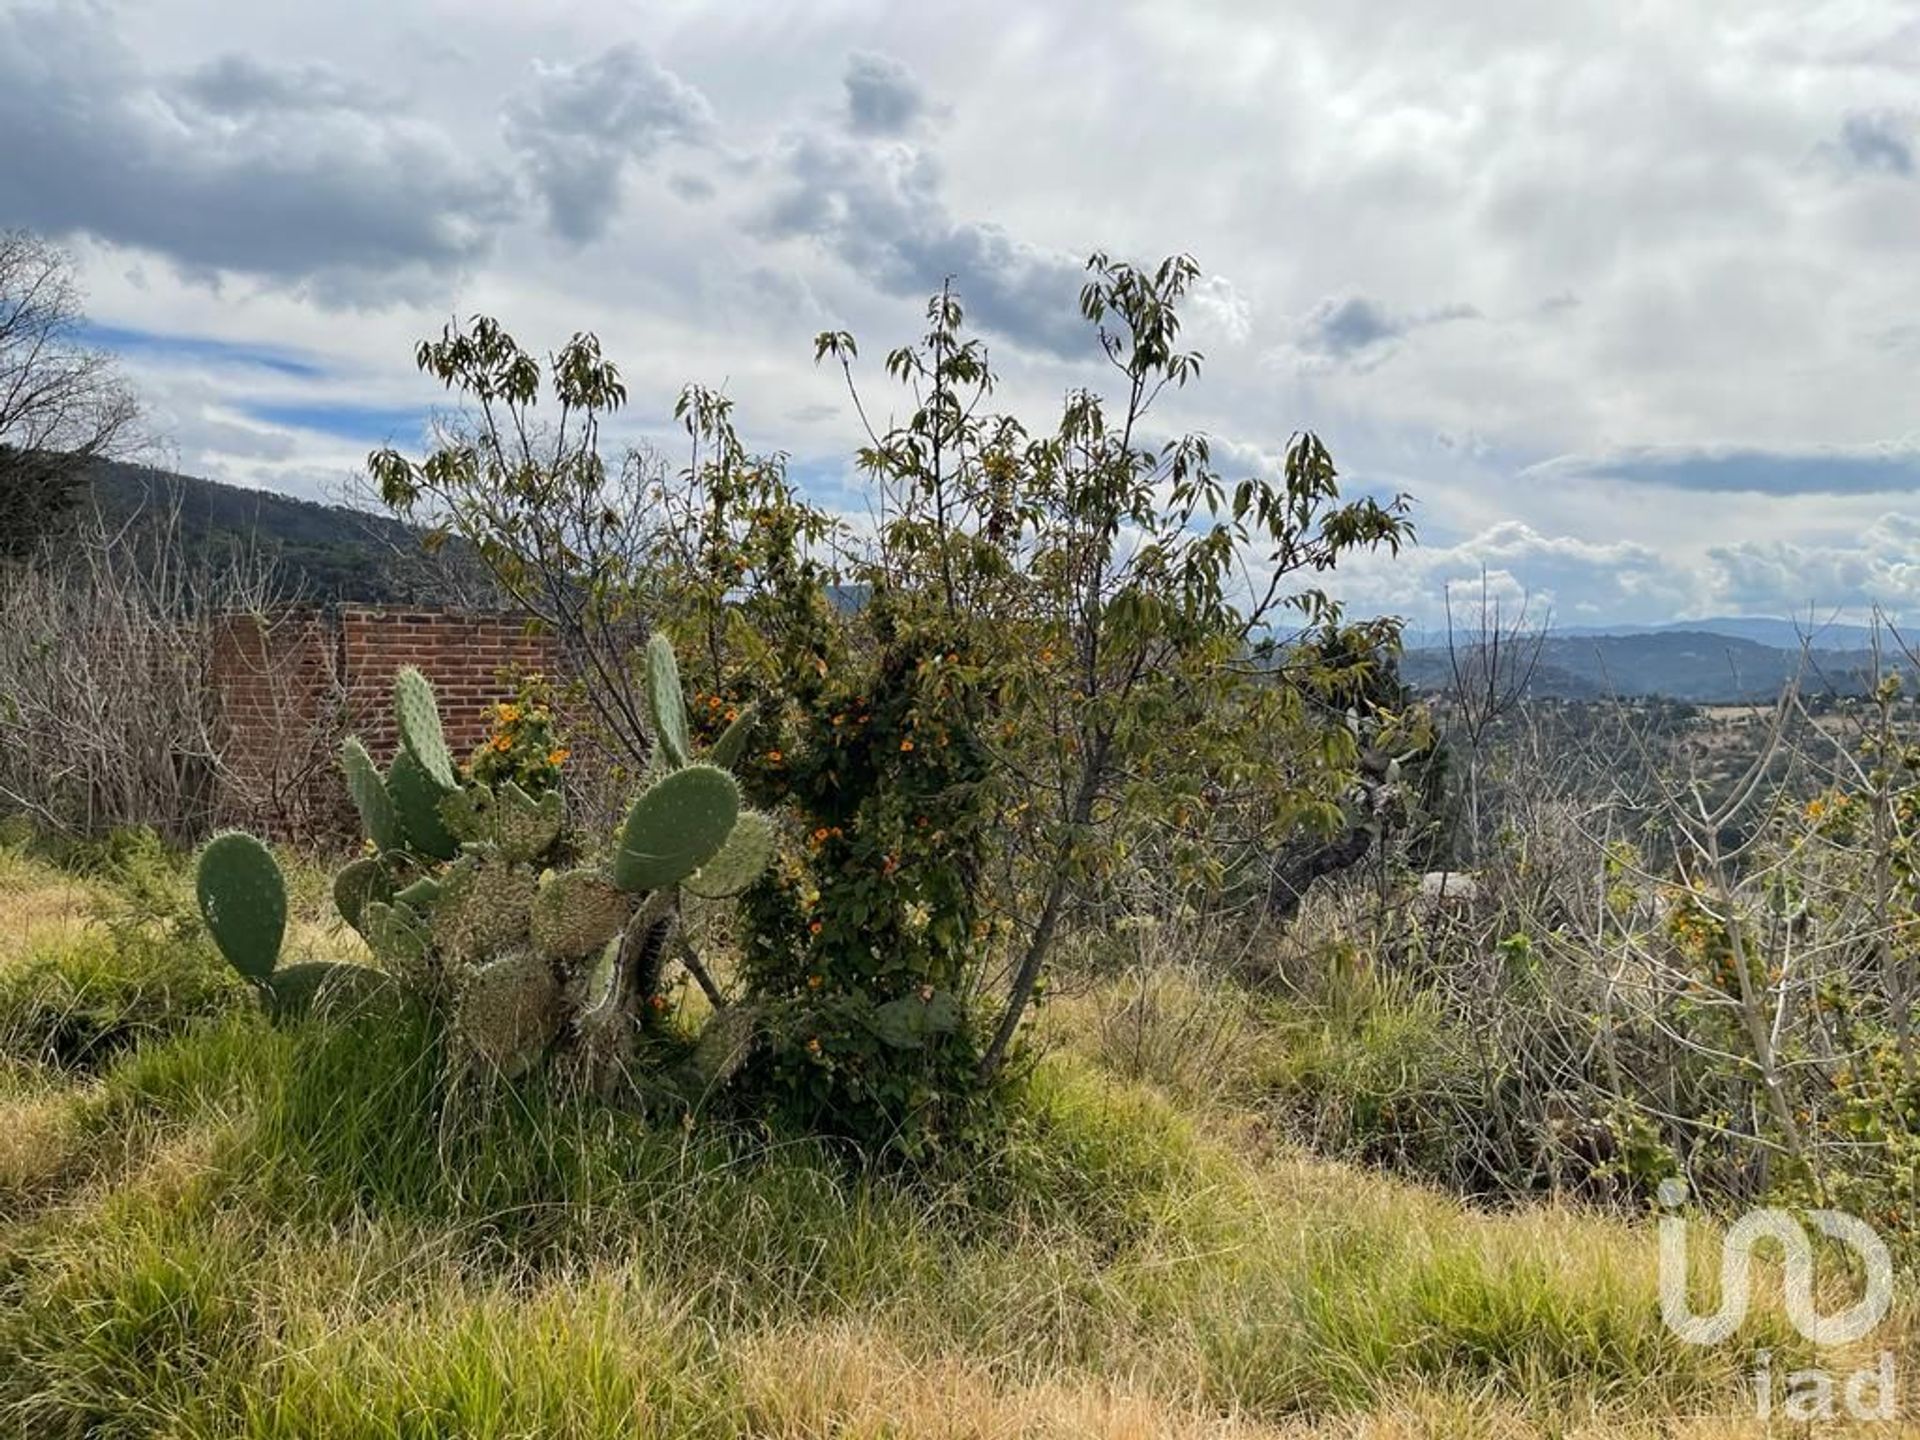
[3, 247, 1916, 1433]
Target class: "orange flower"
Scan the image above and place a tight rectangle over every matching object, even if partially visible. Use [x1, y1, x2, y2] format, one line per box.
[490, 734, 513, 753]
[812, 827, 830, 842]
[497, 702, 523, 725]
[899, 739, 915, 753]
[807, 973, 823, 990]
[648, 993, 668, 1012]
[547, 747, 570, 767]
[766, 749, 784, 764]
[724, 708, 738, 723]
[809, 920, 823, 935]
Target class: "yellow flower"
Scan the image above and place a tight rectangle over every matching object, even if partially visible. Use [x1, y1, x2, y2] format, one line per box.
[491, 734, 513, 753]
[497, 702, 522, 725]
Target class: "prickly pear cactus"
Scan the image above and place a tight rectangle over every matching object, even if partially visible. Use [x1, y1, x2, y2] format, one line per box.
[196, 832, 286, 981]
[340, 737, 402, 853]
[387, 750, 460, 860]
[613, 764, 740, 892]
[684, 810, 776, 899]
[453, 950, 562, 1077]
[193, 636, 778, 1101]
[645, 632, 692, 769]
[333, 856, 391, 934]
[532, 869, 629, 961]
[394, 666, 458, 789]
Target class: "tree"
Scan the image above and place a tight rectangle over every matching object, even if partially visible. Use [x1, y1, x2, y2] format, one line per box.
[0, 231, 140, 559]
[368, 253, 1418, 1150]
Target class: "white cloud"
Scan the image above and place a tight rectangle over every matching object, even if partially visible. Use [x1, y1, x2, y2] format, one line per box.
[1, 0, 1914, 627]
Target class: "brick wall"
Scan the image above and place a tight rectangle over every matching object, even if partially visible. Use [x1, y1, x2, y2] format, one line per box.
[212, 606, 564, 839]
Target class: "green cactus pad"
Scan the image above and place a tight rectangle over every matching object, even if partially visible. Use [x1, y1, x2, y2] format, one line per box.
[453, 951, 561, 1078]
[360, 900, 434, 990]
[264, 961, 398, 1022]
[683, 809, 776, 899]
[332, 856, 392, 934]
[612, 764, 739, 893]
[531, 869, 631, 960]
[437, 784, 493, 844]
[387, 750, 460, 860]
[394, 875, 444, 909]
[195, 831, 286, 982]
[685, 1004, 758, 1094]
[869, 991, 962, 1050]
[645, 632, 692, 769]
[706, 701, 759, 771]
[340, 737, 401, 853]
[492, 782, 563, 864]
[394, 666, 458, 790]
[431, 856, 536, 963]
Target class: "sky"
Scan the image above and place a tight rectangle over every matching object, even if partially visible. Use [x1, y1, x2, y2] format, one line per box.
[3, 0, 1917, 629]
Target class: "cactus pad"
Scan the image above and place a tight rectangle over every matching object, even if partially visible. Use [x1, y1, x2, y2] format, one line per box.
[684, 809, 776, 899]
[707, 701, 760, 771]
[531, 869, 631, 960]
[612, 764, 739, 892]
[265, 961, 397, 1022]
[430, 856, 535, 964]
[340, 737, 401, 853]
[645, 632, 692, 769]
[387, 750, 460, 860]
[360, 900, 435, 993]
[870, 990, 962, 1050]
[492, 781, 563, 863]
[196, 832, 286, 982]
[437, 784, 494, 844]
[394, 666, 458, 790]
[332, 856, 392, 934]
[453, 951, 562, 1077]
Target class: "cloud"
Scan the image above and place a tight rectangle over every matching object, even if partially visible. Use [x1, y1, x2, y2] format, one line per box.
[503, 44, 716, 243]
[1286, 291, 1479, 370]
[1525, 442, 1920, 495]
[178, 53, 389, 114]
[754, 77, 1091, 358]
[1710, 519, 1920, 611]
[1839, 111, 1914, 175]
[0, 3, 512, 302]
[844, 52, 931, 137]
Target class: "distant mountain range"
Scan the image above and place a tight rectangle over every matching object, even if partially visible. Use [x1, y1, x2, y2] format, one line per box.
[1400, 628, 1912, 704]
[84, 462, 433, 603]
[63, 465, 1910, 703]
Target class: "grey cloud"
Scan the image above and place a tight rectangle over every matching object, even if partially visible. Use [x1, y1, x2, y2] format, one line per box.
[844, 52, 929, 136]
[757, 129, 1089, 358]
[503, 44, 715, 243]
[1840, 111, 1914, 175]
[0, 4, 510, 302]
[1301, 294, 1402, 357]
[1526, 443, 1920, 495]
[1292, 292, 1479, 368]
[1710, 525, 1920, 611]
[179, 53, 389, 114]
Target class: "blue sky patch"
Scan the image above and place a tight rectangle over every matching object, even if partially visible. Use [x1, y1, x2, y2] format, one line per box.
[78, 322, 326, 379]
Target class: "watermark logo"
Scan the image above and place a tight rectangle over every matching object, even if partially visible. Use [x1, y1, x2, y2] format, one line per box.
[1657, 1178, 1897, 1422]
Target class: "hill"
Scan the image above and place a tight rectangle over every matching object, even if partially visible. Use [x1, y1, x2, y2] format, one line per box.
[84, 461, 418, 602]
[1400, 628, 1907, 703]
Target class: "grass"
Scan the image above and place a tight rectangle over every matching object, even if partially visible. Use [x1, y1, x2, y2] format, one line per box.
[0, 841, 1905, 1437]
